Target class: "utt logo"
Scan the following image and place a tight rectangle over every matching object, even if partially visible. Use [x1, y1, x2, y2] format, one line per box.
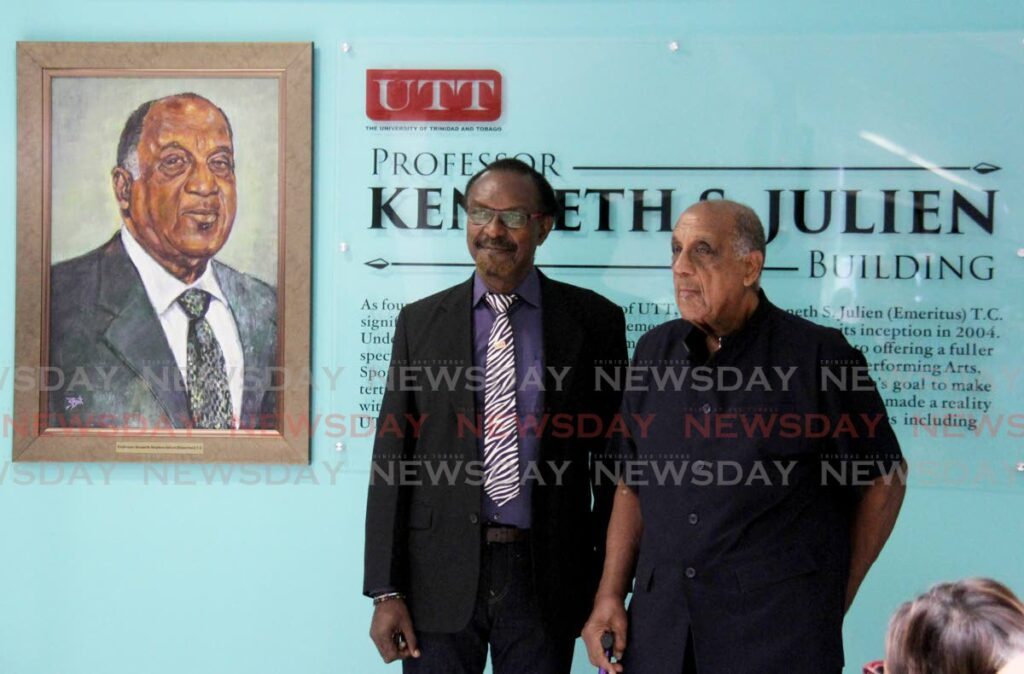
[366, 69, 502, 122]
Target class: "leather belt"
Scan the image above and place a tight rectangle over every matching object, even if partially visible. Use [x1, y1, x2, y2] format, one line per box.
[484, 525, 530, 543]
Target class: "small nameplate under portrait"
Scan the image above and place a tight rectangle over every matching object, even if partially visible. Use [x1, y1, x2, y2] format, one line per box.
[115, 442, 204, 455]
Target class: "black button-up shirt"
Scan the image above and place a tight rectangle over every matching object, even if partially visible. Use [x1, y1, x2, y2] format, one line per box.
[612, 291, 903, 674]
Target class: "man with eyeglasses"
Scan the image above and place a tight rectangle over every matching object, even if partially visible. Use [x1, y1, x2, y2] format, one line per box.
[364, 158, 627, 673]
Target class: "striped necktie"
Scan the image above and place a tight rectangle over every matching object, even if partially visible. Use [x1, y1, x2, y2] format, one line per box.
[177, 288, 234, 429]
[483, 292, 520, 507]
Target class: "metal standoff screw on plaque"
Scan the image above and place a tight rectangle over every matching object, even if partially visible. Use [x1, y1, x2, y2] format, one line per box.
[1017, 248, 1024, 258]
[335, 442, 345, 452]
[339, 242, 349, 253]
[341, 42, 351, 53]
[668, 40, 680, 52]
[1016, 462, 1024, 473]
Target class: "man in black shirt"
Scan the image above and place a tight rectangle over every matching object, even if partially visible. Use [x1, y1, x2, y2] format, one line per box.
[582, 199, 907, 674]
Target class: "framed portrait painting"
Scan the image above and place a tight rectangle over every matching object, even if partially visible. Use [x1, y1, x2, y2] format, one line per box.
[15, 42, 312, 463]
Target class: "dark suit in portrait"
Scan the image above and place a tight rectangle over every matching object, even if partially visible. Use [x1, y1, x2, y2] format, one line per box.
[48, 232, 277, 429]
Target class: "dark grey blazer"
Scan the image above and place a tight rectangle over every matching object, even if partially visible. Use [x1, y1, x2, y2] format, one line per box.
[47, 232, 277, 429]
[363, 272, 627, 638]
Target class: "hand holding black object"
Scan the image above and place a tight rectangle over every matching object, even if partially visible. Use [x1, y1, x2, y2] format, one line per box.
[582, 595, 628, 673]
[597, 632, 617, 674]
[370, 598, 420, 663]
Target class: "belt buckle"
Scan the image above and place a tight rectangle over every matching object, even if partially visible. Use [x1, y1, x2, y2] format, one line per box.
[485, 525, 527, 544]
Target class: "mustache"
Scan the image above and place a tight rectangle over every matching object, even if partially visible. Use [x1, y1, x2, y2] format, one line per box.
[474, 235, 516, 251]
[181, 201, 221, 215]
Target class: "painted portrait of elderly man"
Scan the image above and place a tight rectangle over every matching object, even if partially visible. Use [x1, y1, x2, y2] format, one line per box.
[46, 81, 280, 431]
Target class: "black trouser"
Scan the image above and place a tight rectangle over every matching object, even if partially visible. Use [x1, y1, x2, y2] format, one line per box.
[404, 538, 575, 674]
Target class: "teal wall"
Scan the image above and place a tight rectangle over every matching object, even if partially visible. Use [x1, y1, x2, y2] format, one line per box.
[3, 2, 1024, 673]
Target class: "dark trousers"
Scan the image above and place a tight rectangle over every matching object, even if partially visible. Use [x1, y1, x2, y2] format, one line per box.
[403, 539, 575, 674]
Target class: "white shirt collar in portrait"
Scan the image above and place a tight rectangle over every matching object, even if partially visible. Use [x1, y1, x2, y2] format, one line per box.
[120, 225, 244, 427]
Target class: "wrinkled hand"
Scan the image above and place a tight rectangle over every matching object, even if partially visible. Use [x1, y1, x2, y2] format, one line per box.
[369, 599, 420, 663]
[582, 594, 628, 673]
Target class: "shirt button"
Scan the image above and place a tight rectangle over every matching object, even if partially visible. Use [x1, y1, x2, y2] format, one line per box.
[688, 513, 699, 525]
[469, 513, 479, 524]
[685, 567, 696, 579]
[701, 403, 712, 414]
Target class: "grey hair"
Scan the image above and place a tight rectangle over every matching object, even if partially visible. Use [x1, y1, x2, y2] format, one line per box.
[728, 201, 767, 260]
[117, 100, 154, 179]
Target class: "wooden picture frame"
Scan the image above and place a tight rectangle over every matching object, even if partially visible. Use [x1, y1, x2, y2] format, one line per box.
[15, 42, 312, 463]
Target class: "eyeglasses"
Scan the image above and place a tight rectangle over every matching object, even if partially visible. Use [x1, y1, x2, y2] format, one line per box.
[467, 206, 546, 230]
